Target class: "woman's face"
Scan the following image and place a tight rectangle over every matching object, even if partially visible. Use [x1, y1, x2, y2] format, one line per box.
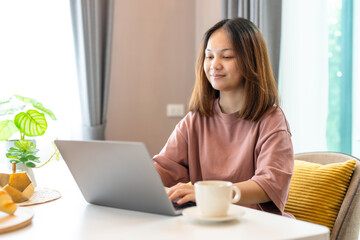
[204, 28, 243, 93]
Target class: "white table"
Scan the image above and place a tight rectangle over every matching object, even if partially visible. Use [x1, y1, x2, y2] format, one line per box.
[1, 160, 329, 240]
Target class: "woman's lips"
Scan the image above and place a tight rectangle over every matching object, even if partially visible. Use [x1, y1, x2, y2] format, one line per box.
[212, 74, 226, 79]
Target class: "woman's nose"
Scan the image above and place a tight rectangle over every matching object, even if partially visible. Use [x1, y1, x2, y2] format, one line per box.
[210, 58, 222, 70]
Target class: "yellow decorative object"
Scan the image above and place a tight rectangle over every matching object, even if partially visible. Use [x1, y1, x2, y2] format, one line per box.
[0, 188, 17, 215]
[0, 171, 35, 203]
[285, 159, 356, 232]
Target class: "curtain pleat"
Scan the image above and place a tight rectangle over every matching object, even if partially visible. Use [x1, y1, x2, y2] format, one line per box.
[69, 0, 114, 140]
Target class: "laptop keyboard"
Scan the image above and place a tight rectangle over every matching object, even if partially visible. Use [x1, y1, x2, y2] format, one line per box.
[172, 201, 196, 210]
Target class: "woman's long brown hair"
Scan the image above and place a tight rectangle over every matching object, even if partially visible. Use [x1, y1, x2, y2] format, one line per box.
[189, 18, 279, 122]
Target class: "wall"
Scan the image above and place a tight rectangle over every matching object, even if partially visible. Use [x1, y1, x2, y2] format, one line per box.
[195, 0, 222, 53]
[106, 0, 221, 156]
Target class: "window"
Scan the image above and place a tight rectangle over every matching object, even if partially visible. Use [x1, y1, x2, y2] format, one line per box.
[327, 0, 353, 154]
[351, 0, 360, 158]
[279, 0, 358, 158]
[0, 1, 81, 148]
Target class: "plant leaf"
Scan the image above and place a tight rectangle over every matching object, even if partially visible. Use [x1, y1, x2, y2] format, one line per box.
[27, 149, 39, 155]
[6, 153, 19, 159]
[27, 155, 36, 160]
[6, 152, 22, 157]
[0, 120, 18, 140]
[25, 162, 36, 168]
[14, 95, 57, 120]
[19, 156, 28, 163]
[29, 158, 40, 163]
[14, 110, 48, 137]
[0, 97, 26, 116]
[14, 139, 32, 150]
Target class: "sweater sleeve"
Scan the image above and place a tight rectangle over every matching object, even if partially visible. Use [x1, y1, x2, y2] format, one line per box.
[250, 110, 294, 215]
[152, 117, 190, 187]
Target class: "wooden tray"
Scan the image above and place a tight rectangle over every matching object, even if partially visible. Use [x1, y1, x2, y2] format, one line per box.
[0, 208, 33, 234]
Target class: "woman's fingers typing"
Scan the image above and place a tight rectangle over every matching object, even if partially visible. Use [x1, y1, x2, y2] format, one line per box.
[167, 183, 195, 205]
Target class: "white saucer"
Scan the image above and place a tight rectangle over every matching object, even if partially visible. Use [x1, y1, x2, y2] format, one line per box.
[182, 205, 245, 222]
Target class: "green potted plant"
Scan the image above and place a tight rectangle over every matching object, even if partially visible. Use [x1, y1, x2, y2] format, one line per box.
[6, 140, 40, 168]
[0, 95, 59, 185]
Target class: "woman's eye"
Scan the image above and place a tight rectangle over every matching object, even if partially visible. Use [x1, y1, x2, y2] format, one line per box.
[205, 56, 213, 59]
[224, 56, 234, 59]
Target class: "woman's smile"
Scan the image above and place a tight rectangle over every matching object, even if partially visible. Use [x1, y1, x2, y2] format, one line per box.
[211, 73, 226, 79]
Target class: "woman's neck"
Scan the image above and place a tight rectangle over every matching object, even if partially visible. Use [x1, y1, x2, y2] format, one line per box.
[218, 90, 244, 114]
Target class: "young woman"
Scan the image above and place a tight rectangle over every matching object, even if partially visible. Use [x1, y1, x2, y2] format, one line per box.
[153, 18, 294, 217]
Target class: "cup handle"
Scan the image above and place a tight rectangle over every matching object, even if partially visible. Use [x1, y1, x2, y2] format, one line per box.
[231, 185, 241, 203]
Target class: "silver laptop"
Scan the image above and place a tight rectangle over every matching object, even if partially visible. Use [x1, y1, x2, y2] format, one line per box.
[55, 140, 195, 216]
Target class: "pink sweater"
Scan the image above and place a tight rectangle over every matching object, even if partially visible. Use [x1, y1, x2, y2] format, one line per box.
[153, 99, 294, 217]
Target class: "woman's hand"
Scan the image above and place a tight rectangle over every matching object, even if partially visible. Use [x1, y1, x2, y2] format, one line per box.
[166, 182, 195, 205]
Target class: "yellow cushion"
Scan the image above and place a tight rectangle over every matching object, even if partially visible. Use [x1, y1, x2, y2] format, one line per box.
[284, 159, 356, 232]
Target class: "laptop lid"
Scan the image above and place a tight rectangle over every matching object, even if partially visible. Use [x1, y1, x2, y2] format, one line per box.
[55, 140, 181, 216]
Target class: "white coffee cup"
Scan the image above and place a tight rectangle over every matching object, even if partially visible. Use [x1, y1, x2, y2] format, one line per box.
[195, 180, 241, 218]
